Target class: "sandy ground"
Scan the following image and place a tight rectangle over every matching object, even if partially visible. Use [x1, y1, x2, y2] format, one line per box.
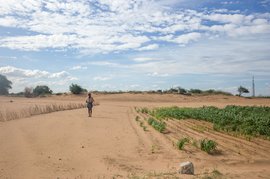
[0, 94, 269, 178]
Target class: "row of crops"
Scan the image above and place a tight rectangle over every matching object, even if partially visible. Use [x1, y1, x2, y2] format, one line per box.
[150, 105, 270, 138]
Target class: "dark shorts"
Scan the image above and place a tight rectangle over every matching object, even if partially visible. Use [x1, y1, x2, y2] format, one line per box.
[87, 103, 93, 109]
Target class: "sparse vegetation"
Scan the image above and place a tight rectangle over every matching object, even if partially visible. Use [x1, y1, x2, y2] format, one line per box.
[147, 117, 166, 133]
[0, 103, 85, 121]
[24, 87, 33, 98]
[134, 116, 147, 131]
[200, 139, 217, 154]
[176, 137, 189, 150]
[140, 107, 150, 114]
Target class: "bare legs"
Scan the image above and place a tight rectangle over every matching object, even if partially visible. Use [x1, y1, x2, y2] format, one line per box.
[88, 108, 92, 117]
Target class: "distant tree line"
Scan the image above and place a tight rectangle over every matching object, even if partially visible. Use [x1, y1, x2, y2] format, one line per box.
[0, 74, 253, 97]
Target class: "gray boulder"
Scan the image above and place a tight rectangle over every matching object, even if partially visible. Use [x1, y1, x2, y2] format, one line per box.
[179, 161, 194, 175]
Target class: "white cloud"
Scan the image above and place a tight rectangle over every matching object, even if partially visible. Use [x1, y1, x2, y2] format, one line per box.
[138, 44, 159, 51]
[0, 1, 269, 54]
[70, 65, 88, 70]
[0, 66, 75, 80]
[133, 57, 160, 62]
[173, 32, 201, 44]
[0, 65, 77, 92]
[93, 76, 112, 81]
[147, 72, 169, 77]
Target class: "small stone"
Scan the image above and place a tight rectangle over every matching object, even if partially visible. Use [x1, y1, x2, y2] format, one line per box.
[179, 161, 194, 175]
[81, 146, 85, 148]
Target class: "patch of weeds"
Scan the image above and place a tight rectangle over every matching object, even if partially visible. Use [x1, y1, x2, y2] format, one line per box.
[143, 126, 147, 131]
[176, 138, 189, 150]
[151, 145, 156, 154]
[148, 117, 166, 133]
[191, 125, 208, 133]
[202, 169, 223, 179]
[200, 139, 217, 154]
[141, 107, 150, 114]
[135, 116, 140, 121]
[212, 169, 222, 177]
[192, 140, 198, 148]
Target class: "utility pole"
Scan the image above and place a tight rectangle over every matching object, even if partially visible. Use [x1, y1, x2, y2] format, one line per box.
[252, 76, 255, 97]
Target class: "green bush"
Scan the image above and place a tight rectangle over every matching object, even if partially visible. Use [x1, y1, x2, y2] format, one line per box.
[200, 139, 217, 154]
[69, 83, 85, 94]
[33, 85, 52, 96]
[147, 117, 166, 133]
[176, 138, 189, 150]
[141, 107, 150, 114]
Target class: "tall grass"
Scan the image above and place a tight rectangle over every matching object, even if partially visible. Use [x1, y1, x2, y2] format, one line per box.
[0, 103, 85, 121]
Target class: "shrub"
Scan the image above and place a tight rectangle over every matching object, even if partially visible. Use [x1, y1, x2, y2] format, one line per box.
[69, 83, 84, 94]
[147, 117, 166, 133]
[24, 87, 33, 98]
[189, 88, 202, 94]
[141, 107, 149, 114]
[200, 139, 217, 154]
[33, 85, 52, 96]
[176, 138, 189, 150]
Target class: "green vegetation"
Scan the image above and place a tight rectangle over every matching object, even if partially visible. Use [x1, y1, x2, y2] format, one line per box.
[176, 138, 189, 150]
[134, 116, 147, 131]
[238, 86, 249, 96]
[33, 85, 53, 96]
[151, 105, 270, 138]
[147, 117, 166, 133]
[0, 74, 12, 95]
[69, 83, 87, 94]
[140, 107, 150, 114]
[200, 139, 217, 154]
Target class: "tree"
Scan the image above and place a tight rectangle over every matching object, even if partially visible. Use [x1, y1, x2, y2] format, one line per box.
[176, 87, 187, 94]
[189, 88, 202, 94]
[24, 87, 33, 98]
[238, 86, 249, 96]
[0, 74, 12, 95]
[69, 83, 84, 94]
[33, 85, 53, 96]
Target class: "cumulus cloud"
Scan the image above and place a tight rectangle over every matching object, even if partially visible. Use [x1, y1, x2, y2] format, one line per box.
[0, 66, 77, 87]
[0, 0, 269, 53]
[0, 66, 76, 79]
[173, 32, 202, 44]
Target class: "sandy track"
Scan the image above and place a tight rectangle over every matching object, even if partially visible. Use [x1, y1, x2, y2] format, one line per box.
[0, 94, 270, 178]
[0, 102, 181, 178]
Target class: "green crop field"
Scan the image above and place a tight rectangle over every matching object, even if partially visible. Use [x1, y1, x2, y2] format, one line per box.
[150, 105, 270, 138]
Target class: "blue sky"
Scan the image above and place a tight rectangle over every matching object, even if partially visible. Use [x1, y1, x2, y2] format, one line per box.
[0, 0, 270, 95]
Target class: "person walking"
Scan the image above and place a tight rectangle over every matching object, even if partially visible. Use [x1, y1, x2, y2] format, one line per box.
[86, 92, 95, 117]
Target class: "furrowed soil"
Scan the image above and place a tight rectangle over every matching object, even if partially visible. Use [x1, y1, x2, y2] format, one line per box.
[0, 94, 269, 178]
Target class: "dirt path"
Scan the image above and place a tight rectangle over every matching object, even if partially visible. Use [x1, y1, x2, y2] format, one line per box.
[0, 95, 270, 178]
[0, 102, 181, 178]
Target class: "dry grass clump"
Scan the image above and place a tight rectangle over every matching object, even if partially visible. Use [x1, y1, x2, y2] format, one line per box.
[0, 103, 85, 122]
